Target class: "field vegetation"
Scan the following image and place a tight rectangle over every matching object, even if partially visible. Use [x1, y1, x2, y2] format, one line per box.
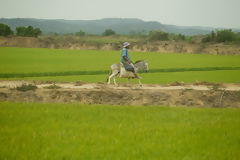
[1, 22, 240, 54]
[16, 26, 42, 37]
[202, 29, 240, 43]
[1, 22, 240, 44]
[0, 47, 240, 84]
[1, 20, 240, 160]
[0, 102, 240, 160]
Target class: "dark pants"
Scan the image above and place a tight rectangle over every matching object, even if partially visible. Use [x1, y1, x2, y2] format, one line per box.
[123, 63, 135, 73]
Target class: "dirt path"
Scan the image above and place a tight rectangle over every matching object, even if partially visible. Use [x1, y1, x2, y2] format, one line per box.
[0, 80, 240, 91]
[0, 80, 240, 107]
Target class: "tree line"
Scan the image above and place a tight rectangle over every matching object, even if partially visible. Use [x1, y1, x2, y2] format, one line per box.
[70, 29, 240, 43]
[1, 23, 240, 43]
[202, 29, 240, 43]
[74, 29, 116, 36]
[0, 23, 115, 37]
[0, 23, 42, 37]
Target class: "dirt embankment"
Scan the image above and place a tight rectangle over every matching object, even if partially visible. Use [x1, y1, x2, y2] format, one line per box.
[0, 81, 239, 107]
[1, 36, 240, 54]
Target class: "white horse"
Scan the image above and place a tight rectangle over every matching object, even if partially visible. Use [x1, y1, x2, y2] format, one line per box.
[107, 60, 149, 86]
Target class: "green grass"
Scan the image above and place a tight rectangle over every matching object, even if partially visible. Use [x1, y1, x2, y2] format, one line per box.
[0, 47, 119, 73]
[0, 102, 240, 160]
[0, 47, 240, 83]
[3, 70, 240, 84]
[141, 70, 240, 84]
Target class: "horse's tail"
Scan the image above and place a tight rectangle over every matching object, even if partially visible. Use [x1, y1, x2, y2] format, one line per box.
[106, 70, 112, 82]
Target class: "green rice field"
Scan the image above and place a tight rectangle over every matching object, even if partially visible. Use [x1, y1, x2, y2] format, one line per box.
[0, 102, 240, 160]
[1, 47, 240, 160]
[0, 47, 240, 84]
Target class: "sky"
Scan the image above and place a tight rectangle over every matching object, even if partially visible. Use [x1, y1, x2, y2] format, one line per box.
[0, 0, 240, 28]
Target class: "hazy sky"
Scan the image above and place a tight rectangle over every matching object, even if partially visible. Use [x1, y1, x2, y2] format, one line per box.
[0, 0, 239, 28]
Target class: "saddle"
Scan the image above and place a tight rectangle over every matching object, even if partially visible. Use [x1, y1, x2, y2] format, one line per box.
[119, 63, 135, 78]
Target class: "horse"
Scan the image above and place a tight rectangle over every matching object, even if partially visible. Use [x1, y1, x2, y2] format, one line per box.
[107, 60, 149, 86]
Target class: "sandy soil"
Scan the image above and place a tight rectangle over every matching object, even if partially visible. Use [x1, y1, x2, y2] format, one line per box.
[0, 80, 240, 107]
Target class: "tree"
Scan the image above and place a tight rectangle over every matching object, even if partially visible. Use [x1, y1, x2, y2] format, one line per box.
[202, 29, 240, 43]
[216, 29, 237, 42]
[75, 30, 85, 36]
[177, 34, 186, 40]
[0, 23, 13, 37]
[149, 30, 169, 41]
[16, 26, 42, 37]
[102, 29, 116, 36]
[32, 28, 42, 37]
[211, 31, 216, 40]
[202, 31, 216, 43]
[25, 26, 34, 36]
[16, 26, 27, 36]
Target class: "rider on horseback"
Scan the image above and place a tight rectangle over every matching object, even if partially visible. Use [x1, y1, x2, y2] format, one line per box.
[121, 42, 140, 79]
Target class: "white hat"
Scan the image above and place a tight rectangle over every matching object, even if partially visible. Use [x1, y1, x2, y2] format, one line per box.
[123, 42, 130, 48]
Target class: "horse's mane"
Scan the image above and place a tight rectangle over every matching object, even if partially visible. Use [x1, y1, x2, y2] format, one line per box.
[134, 60, 144, 64]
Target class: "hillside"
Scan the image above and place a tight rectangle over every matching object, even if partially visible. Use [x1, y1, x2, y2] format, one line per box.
[1, 18, 239, 36]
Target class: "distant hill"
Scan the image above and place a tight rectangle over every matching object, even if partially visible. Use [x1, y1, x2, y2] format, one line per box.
[0, 18, 239, 36]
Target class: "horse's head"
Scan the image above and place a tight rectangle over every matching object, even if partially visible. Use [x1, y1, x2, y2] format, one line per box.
[135, 60, 149, 72]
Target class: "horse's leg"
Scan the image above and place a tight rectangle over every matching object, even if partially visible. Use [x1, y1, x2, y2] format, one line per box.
[113, 76, 117, 86]
[138, 78, 142, 87]
[113, 71, 120, 86]
[108, 72, 118, 85]
[107, 74, 114, 85]
[107, 76, 110, 84]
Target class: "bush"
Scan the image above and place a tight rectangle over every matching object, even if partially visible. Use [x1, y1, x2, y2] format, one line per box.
[44, 84, 61, 89]
[32, 27, 42, 37]
[15, 84, 37, 92]
[148, 30, 169, 41]
[16, 26, 42, 37]
[75, 30, 85, 36]
[170, 33, 186, 41]
[216, 29, 238, 42]
[0, 23, 14, 37]
[102, 29, 116, 36]
[202, 31, 216, 43]
[177, 34, 186, 41]
[202, 30, 239, 43]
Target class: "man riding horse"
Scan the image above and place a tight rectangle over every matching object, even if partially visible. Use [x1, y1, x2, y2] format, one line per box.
[107, 42, 148, 85]
[121, 42, 141, 79]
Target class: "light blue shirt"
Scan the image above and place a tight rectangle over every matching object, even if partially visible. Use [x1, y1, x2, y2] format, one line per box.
[120, 47, 131, 63]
